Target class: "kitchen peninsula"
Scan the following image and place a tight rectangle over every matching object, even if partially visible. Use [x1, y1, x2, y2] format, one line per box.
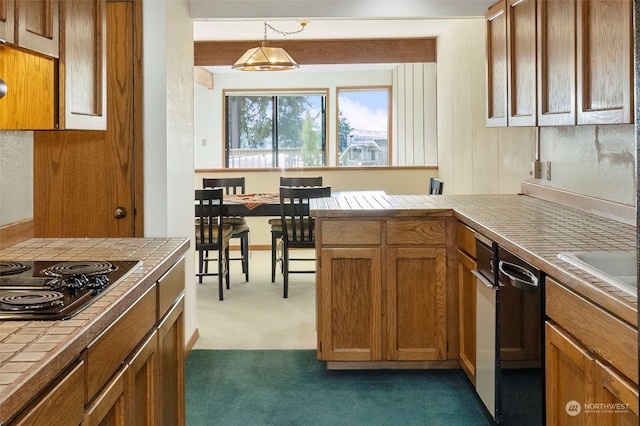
[0, 237, 189, 425]
[312, 190, 637, 422]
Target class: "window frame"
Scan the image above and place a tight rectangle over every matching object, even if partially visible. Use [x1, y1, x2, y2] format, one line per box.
[335, 86, 392, 167]
[222, 88, 330, 169]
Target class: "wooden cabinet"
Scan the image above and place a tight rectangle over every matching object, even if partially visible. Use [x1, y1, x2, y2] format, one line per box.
[485, 0, 508, 127]
[545, 276, 638, 425]
[0, 0, 59, 57]
[386, 247, 447, 361]
[0, 46, 55, 129]
[158, 296, 185, 425]
[317, 217, 451, 367]
[537, 0, 576, 126]
[0, 0, 106, 130]
[7, 257, 185, 425]
[506, 0, 537, 126]
[456, 222, 476, 385]
[488, 0, 633, 126]
[16, 0, 59, 57]
[576, 0, 633, 124]
[545, 321, 597, 425]
[58, 0, 106, 130]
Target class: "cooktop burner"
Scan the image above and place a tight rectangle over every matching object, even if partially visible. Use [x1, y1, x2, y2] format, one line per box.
[0, 260, 142, 320]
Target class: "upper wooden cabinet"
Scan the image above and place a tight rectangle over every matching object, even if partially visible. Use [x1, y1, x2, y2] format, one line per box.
[506, 0, 537, 126]
[0, 0, 106, 130]
[488, 0, 634, 126]
[486, 0, 508, 127]
[577, 0, 633, 124]
[58, 0, 106, 130]
[537, 0, 576, 126]
[0, 0, 59, 57]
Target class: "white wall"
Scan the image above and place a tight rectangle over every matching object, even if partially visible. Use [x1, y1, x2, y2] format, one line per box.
[195, 69, 394, 169]
[0, 131, 33, 225]
[436, 19, 536, 195]
[143, 0, 197, 344]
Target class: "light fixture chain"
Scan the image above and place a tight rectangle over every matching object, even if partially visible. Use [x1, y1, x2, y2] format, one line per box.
[264, 21, 307, 40]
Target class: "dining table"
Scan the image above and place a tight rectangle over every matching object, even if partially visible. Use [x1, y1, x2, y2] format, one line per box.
[222, 193, 282, 216]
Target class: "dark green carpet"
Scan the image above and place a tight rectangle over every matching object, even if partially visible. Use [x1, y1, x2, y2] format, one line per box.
[185, 350, 492, 426]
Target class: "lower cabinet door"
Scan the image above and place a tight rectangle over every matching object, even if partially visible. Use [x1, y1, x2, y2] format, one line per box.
[127, 330, 158, 425]
[595, 360, 639, 425]
[458, 249, 476, 385]
[158, 296, 185, 426]
[317, 247, 382, 361]
[545, 321, 597, 425]
[386, 247, 447, 361]
[84, 367, 127, 426]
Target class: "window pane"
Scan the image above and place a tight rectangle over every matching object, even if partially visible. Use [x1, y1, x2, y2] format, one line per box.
[226, 93, 326, 168]
[337, 89, 389, 167]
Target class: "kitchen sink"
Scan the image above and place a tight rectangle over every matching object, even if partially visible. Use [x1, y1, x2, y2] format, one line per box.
[556, 250, 637, 296]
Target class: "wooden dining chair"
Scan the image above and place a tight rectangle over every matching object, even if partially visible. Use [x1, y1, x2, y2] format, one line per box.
[202, 177, 250, 282]
[195, 188, 234, 300]
[279, 185, 331, 298]
[429, 178, 444, 195]
[269, 176, 323, 282]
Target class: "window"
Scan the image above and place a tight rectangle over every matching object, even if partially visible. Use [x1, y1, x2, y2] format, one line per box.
[337, 87, 390, 167]
[224, 91, 327, 168]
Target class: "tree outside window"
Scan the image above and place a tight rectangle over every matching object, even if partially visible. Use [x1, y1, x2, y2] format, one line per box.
[337, 87, 391, 167]
[225, 91, 327, 168]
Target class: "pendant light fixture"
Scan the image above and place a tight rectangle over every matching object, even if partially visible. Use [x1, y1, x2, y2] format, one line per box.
[232, 21, 308, 71]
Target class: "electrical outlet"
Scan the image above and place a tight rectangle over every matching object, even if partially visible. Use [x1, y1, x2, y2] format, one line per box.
[545, 161, 551, 180]
[201, 138, 207, 146]
[531, 161, 542, 179]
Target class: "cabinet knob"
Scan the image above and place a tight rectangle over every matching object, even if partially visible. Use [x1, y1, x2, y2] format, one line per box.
[0, 79, 7, 99]
[114, 207, 128, 219]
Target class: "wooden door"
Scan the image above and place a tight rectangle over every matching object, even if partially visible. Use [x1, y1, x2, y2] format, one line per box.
[458, 249, 476, 384]
[506, 0, 537, 126]
[386, 247, 447, 361]
[545, 321, 597, 425]
[537, 0, 576, 126]
[486, 0, 508, 127]
[34, 1, 140, 238]
[577, 0, 633, 124]
[317, 247, 382, 361]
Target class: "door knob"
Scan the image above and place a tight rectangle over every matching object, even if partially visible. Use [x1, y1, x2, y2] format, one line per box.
[114, 207, 128, 219]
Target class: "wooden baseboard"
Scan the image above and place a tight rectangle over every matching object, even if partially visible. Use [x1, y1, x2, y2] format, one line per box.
[0, 219, 34, 249]
[326, 359, 460, 370]
[185, 328, 200, 353]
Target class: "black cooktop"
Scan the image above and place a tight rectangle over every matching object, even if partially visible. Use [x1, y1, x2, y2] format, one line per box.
[0, 260, 142, 321]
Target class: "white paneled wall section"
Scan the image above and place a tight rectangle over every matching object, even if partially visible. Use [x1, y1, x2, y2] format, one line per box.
[392, 63, 438, 166]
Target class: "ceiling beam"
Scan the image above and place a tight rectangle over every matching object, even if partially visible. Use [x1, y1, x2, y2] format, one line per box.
[194, 38, 436, 66]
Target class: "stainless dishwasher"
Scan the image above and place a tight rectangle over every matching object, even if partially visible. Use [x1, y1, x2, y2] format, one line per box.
[472, 235, 544, 425]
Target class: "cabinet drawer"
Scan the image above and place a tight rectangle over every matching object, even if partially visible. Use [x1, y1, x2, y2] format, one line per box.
[546, 277, 638, 384]
[455, 221, 476, 257]
[321, 220, 381, 245]
[386, 220, 446, 245]
[157, 258, 185, 320]
[85, 284, 157, 403]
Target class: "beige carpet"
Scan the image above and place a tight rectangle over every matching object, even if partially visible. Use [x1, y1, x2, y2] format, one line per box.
[193, 249, 317, 350]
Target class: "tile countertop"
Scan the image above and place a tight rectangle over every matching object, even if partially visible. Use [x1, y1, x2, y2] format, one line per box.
[312, 193, 637, 327]
[0, 237, 190, 422]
